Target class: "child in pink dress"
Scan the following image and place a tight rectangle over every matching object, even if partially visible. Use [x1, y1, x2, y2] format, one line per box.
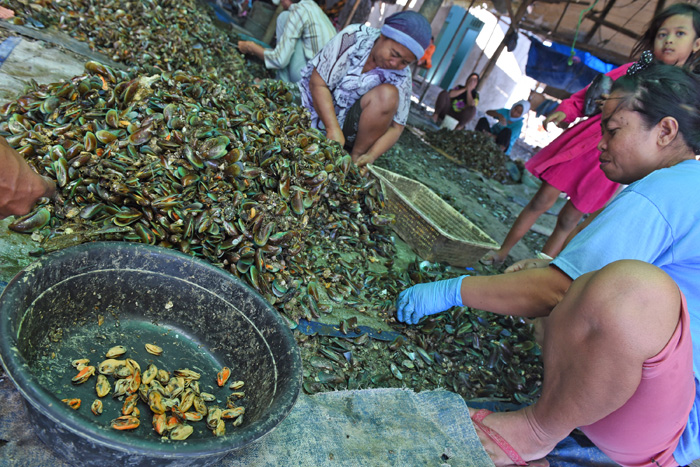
[480, 3, 700, 266]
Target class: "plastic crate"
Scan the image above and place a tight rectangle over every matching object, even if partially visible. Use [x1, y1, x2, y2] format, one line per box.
[368, 165, 499, 267]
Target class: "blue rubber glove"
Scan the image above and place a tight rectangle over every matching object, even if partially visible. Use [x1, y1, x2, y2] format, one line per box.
[396, 275, 467, 325]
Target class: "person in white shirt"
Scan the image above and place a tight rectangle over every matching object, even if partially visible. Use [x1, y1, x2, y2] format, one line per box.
[237, 0, 336, 83]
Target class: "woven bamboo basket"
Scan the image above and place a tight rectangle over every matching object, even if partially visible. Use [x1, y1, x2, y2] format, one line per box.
[368, 165, 500, 267]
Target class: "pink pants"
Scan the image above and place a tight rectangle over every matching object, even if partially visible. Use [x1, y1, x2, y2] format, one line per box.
[580, 291, 695, 467]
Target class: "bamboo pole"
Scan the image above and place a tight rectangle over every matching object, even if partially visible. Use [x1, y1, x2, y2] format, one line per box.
[343, 0, 363, 29]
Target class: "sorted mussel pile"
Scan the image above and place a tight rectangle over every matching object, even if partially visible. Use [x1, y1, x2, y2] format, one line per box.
[2, 0, 270, 81]
[1, 60, 400, 323]
[422, 129, 514, 183]
[62, 344, 247, 440]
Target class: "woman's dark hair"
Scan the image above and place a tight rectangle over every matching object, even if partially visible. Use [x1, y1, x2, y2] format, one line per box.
[632, 3, 700, 59]
[466, 72, 480, 98]
[611, 63, 700, 152]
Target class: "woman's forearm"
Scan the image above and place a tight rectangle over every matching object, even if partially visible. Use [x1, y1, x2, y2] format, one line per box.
[460, 266, 572, 318]
[465, 90, 475, 106]
[448, 87, 467, 99]
[309, 69, 343, 142]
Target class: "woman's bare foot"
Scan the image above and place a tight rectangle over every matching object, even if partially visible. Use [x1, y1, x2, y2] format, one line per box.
[469, 408, 553, 467]
[480, 250, 507, 266]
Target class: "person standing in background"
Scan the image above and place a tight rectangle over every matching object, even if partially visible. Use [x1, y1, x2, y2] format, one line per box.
[479, 4, 700, 267]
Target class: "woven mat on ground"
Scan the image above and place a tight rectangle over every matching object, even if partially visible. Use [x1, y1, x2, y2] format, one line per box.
[0, 379, 492, 466]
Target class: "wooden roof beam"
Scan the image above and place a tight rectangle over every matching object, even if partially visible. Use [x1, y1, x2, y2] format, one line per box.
[478, 0, 534, 87]
[504, 0, 515, 21]
[584, 0, 616, 43]
[584, 11, 640, 40]
[553, 0, 573, 35]
[653, 0, 667, 19]
[532, 0, 591, 4]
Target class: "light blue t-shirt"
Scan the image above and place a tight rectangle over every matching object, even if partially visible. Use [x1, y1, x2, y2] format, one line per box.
[553, 159, 700, 464]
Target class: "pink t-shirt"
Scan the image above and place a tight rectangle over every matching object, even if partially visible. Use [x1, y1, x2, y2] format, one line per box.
[580, 291, 695, 467]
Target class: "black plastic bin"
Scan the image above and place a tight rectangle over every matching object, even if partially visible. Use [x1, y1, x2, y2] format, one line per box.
[0, 241, 302, 466]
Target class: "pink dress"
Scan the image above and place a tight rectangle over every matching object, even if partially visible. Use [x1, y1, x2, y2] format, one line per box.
[524, 63, 633, 213]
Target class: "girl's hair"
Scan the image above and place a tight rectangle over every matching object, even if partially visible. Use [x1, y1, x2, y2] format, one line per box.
[632, 3, 700, 59]
[611, 63, 700, 152]
[465, 72, 480, 98]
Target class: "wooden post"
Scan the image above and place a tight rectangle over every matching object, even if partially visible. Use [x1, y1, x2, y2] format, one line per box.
[343, 0, 363, 29]
[418, 0, 443, 24]
[476, 0, 532, 91]
[418, 9, 471, 104]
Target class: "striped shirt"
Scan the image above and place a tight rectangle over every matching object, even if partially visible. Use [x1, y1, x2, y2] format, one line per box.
[263, 0, 336, 70]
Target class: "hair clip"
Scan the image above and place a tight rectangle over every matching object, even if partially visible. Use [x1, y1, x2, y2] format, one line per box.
[627, 50, 654, 76]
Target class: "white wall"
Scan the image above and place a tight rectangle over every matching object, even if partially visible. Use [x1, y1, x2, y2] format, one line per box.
[367, 3, 536, 112]
[458, 7, 535, 112]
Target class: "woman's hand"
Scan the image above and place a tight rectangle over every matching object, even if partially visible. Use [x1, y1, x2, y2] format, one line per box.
[448, 87, 467, 99]
[354, 153, 374, 167]
[0, 137, 56, 219]
[325, 127, 345, 147]
[396, 276, 466, 325]
[543, 111, 567, 130]
[237, 41, 264, 60]
[505, 258, 552, 274]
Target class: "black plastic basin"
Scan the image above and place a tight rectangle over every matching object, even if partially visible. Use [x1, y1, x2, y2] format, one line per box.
[0, 242, 302, 466]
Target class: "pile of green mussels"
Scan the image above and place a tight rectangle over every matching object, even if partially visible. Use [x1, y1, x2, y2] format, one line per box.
[423, 129, 514, 183]
[1, 61, 403, 325]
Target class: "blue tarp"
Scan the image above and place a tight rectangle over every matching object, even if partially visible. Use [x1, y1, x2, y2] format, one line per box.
[0, 36, 21, 68]
[526, 38, 617, 94]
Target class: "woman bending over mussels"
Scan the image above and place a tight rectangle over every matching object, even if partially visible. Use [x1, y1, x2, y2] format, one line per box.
[297, 11, 431, 168]
[397, 63, 700, 467]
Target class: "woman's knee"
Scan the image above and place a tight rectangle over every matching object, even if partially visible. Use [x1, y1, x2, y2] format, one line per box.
[457, 106, 476, 126]
[475, 117, 490, 132]
[435, 91, 449, 107]
[568, 261, 680, 346]
[364, 84, 399, 113]
[496, 128, 512, 149]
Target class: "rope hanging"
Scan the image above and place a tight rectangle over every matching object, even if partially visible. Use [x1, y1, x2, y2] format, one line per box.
[568, 0, 600, 65]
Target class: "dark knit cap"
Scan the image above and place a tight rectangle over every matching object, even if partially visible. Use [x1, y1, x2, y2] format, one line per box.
[380, 11, 431, 60]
